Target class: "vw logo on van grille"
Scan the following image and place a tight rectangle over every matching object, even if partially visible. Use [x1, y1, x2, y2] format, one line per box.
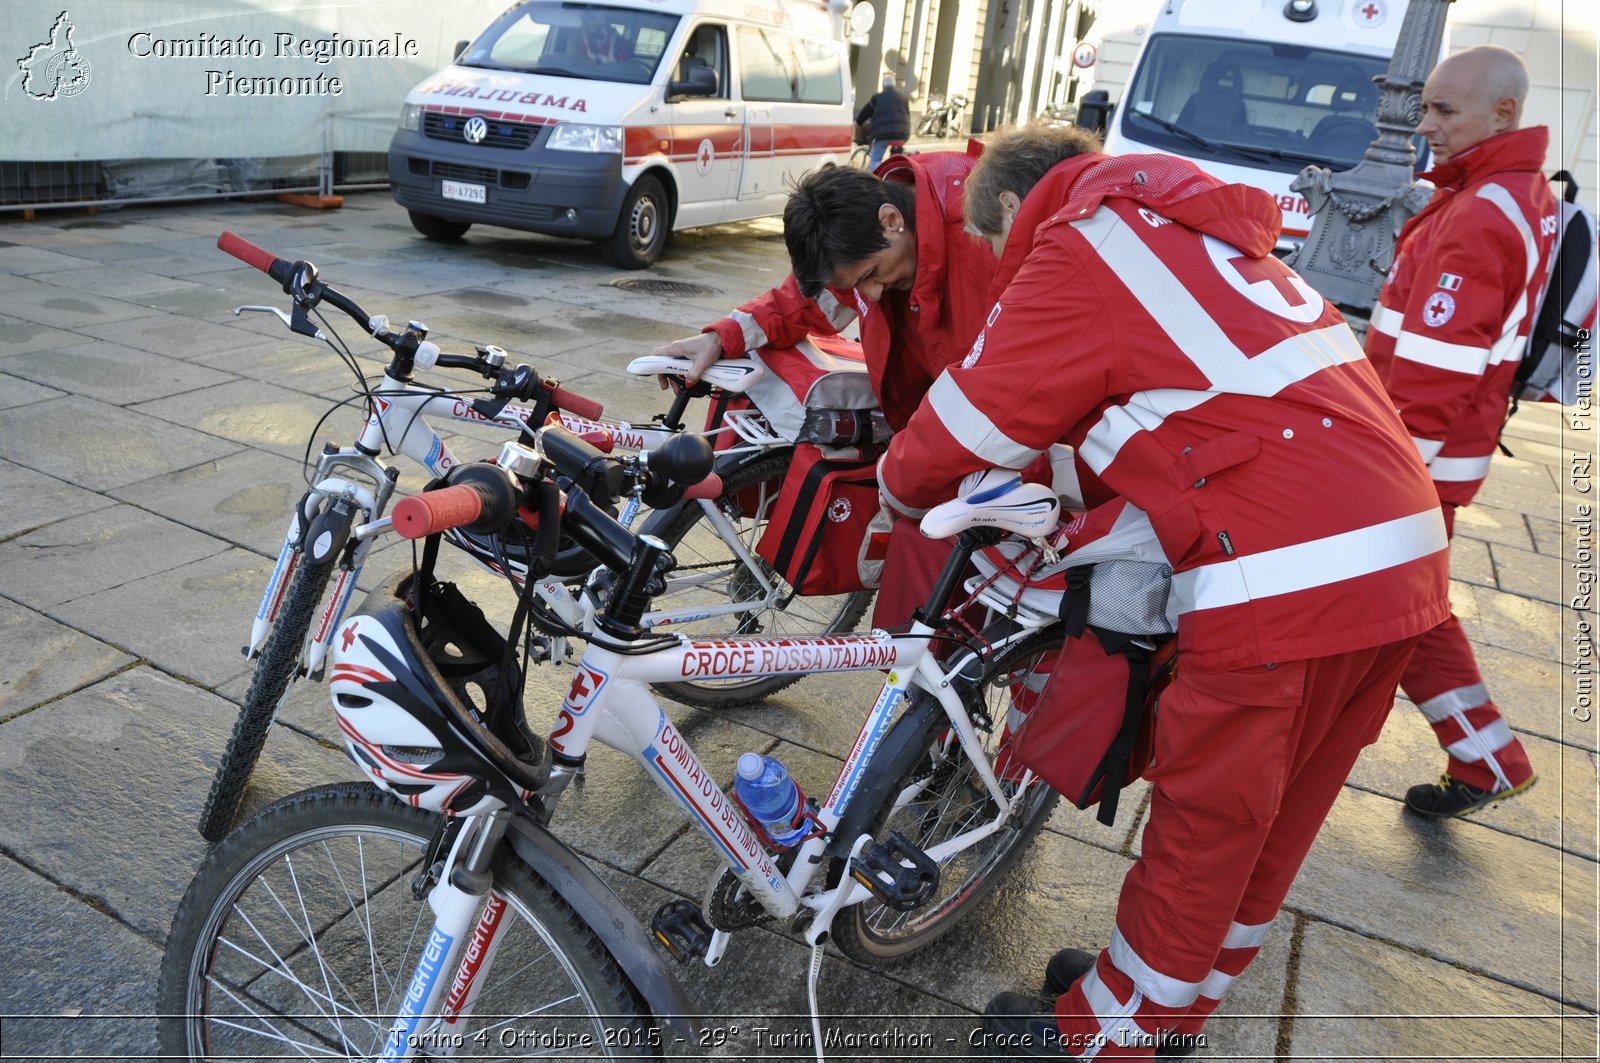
[463, 116, 489, 145]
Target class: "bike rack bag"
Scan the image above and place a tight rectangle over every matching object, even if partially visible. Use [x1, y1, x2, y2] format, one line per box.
[754, 443, 892, 595]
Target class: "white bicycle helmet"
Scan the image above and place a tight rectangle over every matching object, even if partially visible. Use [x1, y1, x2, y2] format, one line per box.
[329, 573, 549, 815]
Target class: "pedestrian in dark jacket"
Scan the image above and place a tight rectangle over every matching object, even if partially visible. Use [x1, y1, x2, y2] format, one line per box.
[857, 74, 910, 170]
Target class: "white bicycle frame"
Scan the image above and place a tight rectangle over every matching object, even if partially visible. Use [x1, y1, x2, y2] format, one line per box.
[382, 612, 1055, 1060]
[246, 369, 786, 677]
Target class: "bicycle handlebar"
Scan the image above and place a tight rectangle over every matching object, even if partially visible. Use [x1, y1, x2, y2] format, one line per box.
[218, 231, 295, 288]
[392, 483, 489, 539]
[218, 231, 604, 419]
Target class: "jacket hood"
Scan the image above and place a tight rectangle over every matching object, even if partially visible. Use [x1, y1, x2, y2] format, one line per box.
[879, 147, 983, 323]
[995, 153, 1282, 290]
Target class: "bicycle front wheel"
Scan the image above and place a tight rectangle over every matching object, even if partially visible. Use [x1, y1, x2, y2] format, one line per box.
[161, 783, 655, 1061]
[833, 625, 1062, 964]
[198, 533, 344, 842]
[647, 448, 874, 708]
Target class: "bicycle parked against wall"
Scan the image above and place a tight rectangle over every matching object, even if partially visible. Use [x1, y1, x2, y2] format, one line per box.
[916, 92, 969, 138]
[160, 424, 1071, 1061]
[197, 234, 874, 841]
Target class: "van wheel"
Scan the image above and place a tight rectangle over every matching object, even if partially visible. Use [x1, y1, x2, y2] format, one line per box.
[408, 211, 471, 241]
[601, 176, 668, 269]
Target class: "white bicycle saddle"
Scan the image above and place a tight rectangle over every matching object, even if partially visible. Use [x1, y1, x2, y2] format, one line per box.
[919, 468, 1060, 540]
[626, 355, 763, 394]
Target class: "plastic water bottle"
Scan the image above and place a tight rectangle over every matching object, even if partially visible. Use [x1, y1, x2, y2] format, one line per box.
[734, 752, 808, 849]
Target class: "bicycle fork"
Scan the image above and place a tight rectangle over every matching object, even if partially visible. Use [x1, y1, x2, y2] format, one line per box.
[380, 811, 511, 1061]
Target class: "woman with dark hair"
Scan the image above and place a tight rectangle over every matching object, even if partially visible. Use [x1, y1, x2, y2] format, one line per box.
[651, 142, 1099, 625]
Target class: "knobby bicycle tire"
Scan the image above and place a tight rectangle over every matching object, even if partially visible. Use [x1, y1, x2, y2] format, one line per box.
[832, 624, 1063, 964]
[196, 543, 340, 842]
[647, 449, 874, 708]
[162, 783, 656, 1060]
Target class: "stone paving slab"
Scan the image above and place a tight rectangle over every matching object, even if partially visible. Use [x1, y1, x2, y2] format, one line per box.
[0, 277, 165, 330]
[0, 504, 228, 610]
[0, 395, 243, 492]
[128, 376, 356, 463]
[0, 459, 114, 540]
[0, 857, 160, 1062]
[70, 309, 277, 361]
[1492, 538, 1573, 605]
[1286, 787, 1597, 1011]
[0, 667, 354, 940]
[0, 312, 82, 355]
[24, 263, 205, 300]
[1, 340, 236, 406]
[50, 547, 271, 688]
[0, 597, 132, 720]
[1288, 919, 1596, 1061]
[107, 446, 317, 557]
[0, 372, 65, 410]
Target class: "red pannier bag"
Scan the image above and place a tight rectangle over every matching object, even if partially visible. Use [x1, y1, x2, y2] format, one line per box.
[1008, 632, 1178, 826]
[754, 443, 892, 595]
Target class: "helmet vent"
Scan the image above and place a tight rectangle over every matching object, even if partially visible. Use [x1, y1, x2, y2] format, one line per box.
[382, 744, 444, 767]
[336, 693, 374, 708]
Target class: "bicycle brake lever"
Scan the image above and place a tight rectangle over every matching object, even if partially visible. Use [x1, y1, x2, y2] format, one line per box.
[233, 304, 326, 340]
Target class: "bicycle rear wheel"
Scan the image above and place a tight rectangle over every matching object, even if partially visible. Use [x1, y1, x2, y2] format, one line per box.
[198, 528, 345, 842]
[647, 448, 874, 708]
[161, 783, 655, 1060]
[832, 625, 1062, 964]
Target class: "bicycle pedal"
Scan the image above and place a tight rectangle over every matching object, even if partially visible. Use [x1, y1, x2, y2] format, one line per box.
[650, 899, 712, 964]
[849, 831, 940, 912]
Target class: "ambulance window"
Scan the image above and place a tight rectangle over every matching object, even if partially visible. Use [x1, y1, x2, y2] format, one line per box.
[794, 38, 843, 104]
[678, 24, 729, 98]
[738, 26, 797, 102]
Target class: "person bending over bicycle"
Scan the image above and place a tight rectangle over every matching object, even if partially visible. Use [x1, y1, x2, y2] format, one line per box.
[879, 120, 1451, 1060]
[650, 140, 1099, 627]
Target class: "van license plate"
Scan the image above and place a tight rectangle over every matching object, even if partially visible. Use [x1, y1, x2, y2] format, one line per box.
[442, 180, 486, 204]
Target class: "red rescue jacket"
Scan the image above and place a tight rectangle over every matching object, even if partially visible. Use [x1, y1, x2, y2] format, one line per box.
[880, 153, 1450, 671]
[705, 150, 998, 429]
[1365, 126, 1558, 505]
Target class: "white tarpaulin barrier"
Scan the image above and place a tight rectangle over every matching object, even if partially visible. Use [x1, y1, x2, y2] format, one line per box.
[1, 0, 504, 203]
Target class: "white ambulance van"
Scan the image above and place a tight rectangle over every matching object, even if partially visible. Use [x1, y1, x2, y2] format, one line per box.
[1098, 0, 1425, 251]
[388, 0, 852, 269]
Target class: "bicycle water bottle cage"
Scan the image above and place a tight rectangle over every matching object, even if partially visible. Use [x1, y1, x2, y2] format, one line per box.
[849, 830, 940, 911]
[650, 899, 713, 964]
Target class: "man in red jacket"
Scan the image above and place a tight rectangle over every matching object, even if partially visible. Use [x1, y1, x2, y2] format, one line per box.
[1365, 45, 1555, 818]
[882, 123, 1450, 1058]
[652, 148, 1046, 625]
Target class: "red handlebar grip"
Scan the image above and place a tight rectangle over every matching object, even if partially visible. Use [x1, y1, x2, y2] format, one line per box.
[551, 385, 603, 421]
[684, 472, 724, 500]
[392, 484, 485, 539]
[217, 231, 283, 275]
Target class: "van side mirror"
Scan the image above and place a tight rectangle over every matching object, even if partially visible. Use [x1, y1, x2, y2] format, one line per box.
[668, 64, 718, 100]
[453, 40, 470, 61]
[1075, 90, 1114, 135]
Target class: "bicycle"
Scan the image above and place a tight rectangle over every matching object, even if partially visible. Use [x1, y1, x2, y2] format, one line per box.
[915, 92, 969, 139]
[198, 233, 873, 842]
[159, 436, 1071, 1061]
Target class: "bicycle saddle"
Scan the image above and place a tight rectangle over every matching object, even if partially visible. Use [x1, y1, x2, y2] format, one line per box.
[626, 355, 763, 393]
[919, 468, 1060, 540]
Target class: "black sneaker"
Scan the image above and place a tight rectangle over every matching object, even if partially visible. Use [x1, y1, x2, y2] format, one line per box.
[1404, 773, 1537, 819]
[1040, 949, 1198, 1059]
[981, 991, 1081, 1058]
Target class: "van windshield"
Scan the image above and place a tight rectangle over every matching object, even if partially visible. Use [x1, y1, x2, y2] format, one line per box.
[1120, 34, 1427, 174]
[460, 2, 680, 85]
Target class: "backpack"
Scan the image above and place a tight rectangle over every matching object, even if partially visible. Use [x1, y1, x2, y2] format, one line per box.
[1516, 171, 1597, 406]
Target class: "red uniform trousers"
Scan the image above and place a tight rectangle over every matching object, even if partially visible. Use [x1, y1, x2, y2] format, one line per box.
[870, 519, 958, 631]
[1401, 502, 1534, 793]
[1054, 638, 1419, 1059]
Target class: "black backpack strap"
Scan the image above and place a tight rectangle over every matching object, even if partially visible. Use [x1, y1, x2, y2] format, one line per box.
[1059, 566, 1092, 637]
